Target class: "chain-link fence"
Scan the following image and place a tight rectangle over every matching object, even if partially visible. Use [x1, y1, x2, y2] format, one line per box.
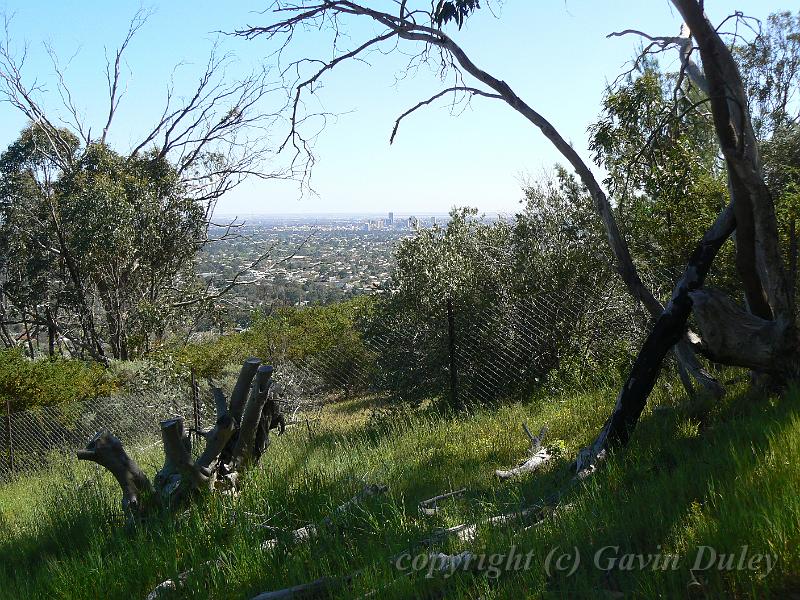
[299, 278, 651, 409]
[0, 263, 683, 483]
[0, 359, 330, 481]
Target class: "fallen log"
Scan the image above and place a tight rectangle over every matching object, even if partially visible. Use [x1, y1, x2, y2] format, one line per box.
[252, 489, 571, 600]
[418, 488, 466, 516]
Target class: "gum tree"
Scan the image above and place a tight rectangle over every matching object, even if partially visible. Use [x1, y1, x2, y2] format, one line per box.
[0, 11, 291, 360]
[235, 1, 798, 468]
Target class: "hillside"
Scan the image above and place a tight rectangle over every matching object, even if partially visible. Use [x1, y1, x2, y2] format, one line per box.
[1, 382, 798, 599]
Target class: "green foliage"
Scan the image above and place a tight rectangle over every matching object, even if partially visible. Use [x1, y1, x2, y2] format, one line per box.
[433, 0, 480, 29]
[173, 298, 373, 392]
[589, 64, 732, 288]
[0, 349, 118, 412]
[0, 125, 209, 360]
[763, 123, 800, 270]
[736, 10, 800, 137]
[366, 189, 625, 404]
[590, 14, 800, 301]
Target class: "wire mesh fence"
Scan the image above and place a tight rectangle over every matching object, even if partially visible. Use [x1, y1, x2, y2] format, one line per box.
[0, 262, 674, 483]
[0, 359, 330, 481]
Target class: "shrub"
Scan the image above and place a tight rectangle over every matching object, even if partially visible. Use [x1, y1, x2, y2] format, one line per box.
[171, 298, 373, 392]
[0, 349, 119, 412]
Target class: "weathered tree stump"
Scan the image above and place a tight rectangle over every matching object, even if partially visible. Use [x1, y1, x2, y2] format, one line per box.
[78, 358, 285, 515]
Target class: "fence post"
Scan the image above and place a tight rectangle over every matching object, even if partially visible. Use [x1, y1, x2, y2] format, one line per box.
[5, 398, 14, 474]
[191, 369, 200, 443]
[447, 297, 460, 410]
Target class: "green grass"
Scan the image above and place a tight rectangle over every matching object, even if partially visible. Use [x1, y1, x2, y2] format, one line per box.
[1, 381, 799, 599]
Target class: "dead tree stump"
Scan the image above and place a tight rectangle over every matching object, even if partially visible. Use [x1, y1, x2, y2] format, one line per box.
[77, 358, 285, 515]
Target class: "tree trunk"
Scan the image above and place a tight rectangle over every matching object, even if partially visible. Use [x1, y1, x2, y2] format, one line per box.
[77, 430, 153, 515]
[385, 19, 724, 397]
[577, 205, 735, 470]
[577, 1, 800, 467]
[46, 307, 56, 357]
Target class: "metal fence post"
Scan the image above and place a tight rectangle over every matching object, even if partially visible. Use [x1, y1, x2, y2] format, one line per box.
[447, 297, 460, 410]
[5, 398, 14, 474]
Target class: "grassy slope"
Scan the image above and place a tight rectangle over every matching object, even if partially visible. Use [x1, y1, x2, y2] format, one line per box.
[0, 383, 798, 599]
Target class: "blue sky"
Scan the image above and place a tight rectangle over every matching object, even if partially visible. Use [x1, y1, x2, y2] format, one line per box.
[0, 1, 791, 216]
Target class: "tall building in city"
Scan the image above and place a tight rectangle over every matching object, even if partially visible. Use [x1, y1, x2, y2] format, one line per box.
[388, 211, 394, 225]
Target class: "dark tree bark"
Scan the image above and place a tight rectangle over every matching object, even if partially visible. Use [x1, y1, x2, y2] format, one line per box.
[77, 430, 154, 515]
[578, 206, 735, 469]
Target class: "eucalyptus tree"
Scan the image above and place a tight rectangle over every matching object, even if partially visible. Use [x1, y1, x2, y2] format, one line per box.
[235, 1, 798, 466]
[0, 11, 289, 360]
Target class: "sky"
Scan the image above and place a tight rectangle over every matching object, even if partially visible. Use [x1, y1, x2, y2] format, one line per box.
[0, 1, 792, 217]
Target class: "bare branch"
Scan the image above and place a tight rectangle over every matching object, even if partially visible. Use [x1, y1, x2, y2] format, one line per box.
[100, 8, 151, 143]
[389, 85, 501, 143]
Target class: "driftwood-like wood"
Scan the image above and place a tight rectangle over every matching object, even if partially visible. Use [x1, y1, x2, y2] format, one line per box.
[159, 417, 210, 502]
[496, 423, 552, 480]
[418, 488, 466, 516]
[254, 487, 568, 600]
[146, 484, 387, 600]
[576, 204, 736, 472]
[250, 573, 360, 600]
[690, 288, 792, 372]
[230, 357, 262, 425]
[76, 430, 153, 514]
[77, 357, 284, 513]
[196, 385, 235, 470]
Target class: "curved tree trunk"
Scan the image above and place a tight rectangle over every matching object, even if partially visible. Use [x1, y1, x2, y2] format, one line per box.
[578, 0, 800, 468]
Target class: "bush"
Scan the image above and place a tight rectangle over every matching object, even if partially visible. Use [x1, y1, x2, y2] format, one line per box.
[171, 298, 373, 392]
[362, 189, 633, 405]
[0, 349, 119, 412]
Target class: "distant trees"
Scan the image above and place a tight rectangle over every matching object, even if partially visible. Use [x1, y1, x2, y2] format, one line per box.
[0, 11, 287, 360]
